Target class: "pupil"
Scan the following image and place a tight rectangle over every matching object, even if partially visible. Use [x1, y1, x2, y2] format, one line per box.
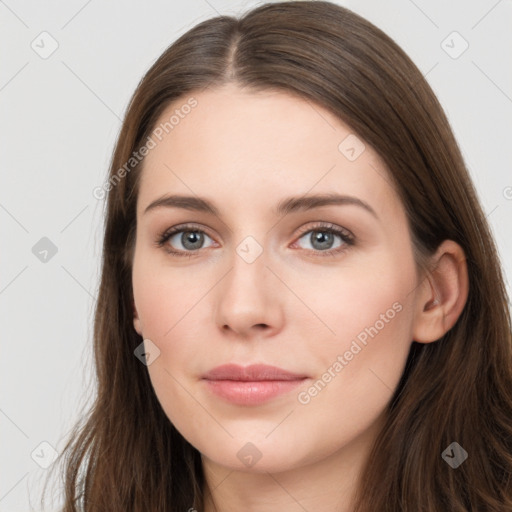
[183, 231, 203, 249]
[312, 231, 333, 250]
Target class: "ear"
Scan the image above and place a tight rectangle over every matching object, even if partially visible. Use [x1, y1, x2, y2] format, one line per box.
[412, 240, 469, 344]
[133, 296, 143, 336]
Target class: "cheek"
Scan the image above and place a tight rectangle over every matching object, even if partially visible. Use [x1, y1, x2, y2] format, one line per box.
[316, 258, 415, 402]
[300, 248, 416, 399]
[132, 255, 213, 380]
[132, 262, 206, 434]
[300, 248, 415, 345]
[132, 253, 201, 338]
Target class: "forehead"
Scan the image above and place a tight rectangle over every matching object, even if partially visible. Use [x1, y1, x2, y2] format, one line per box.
[137, 84, 402, 221]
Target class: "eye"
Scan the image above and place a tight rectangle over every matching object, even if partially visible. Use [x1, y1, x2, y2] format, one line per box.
[292, 222, 354, 257]
[156, 224, 215, 257]
[155, 221, 355, 258]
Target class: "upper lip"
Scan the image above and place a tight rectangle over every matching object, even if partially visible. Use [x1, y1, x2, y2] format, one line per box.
[202, 364, 308, 381]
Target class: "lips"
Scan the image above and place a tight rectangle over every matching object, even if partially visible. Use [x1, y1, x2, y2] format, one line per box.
[201, 364, 309, 406]
[202, 363, 308, 381]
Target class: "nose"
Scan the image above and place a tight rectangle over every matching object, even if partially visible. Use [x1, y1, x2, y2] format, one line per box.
[214, 245, 285, 339]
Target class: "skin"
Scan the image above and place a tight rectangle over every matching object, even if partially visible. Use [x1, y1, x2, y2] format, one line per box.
[132, 83, 468, 512]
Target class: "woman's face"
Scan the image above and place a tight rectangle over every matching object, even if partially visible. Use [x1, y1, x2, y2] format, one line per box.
[132, 83, 422, 473]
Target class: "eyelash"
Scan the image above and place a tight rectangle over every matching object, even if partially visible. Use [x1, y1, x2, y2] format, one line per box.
[155, 222, 355, 258]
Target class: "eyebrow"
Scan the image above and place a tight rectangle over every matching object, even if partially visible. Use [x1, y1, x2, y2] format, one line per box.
[143, 193, 378, 219]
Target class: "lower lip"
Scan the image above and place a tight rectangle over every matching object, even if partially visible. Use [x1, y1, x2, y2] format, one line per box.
[203, 379, 307, 405]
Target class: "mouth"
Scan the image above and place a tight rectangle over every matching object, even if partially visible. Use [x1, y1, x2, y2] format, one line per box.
[201, 363, 309, 406]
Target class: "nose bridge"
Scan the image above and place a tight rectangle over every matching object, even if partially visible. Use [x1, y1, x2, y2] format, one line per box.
[224, 233, 271, 305]
[214, 230, 283, 335]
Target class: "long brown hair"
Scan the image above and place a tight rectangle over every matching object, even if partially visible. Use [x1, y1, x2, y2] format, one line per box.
[43, 1, 512, 510]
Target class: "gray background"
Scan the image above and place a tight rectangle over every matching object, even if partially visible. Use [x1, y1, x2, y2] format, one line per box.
[1, 0, 511, 510]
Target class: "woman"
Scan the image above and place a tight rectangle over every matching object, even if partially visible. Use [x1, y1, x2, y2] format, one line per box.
[45, 1, 512, 510]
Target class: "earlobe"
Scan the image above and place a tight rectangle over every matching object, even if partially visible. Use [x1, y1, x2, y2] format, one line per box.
[132, 297, 143, 336]
[412, 240, 469, 344]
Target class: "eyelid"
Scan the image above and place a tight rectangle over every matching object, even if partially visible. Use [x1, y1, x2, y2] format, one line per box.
[294, 221, 353, 240]
[158, 222, 216, 242]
